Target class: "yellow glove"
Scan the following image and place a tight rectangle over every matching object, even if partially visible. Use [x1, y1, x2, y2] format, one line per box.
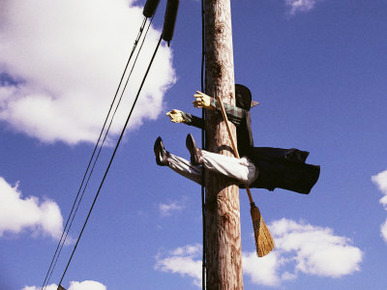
[193, 91, 215, 110]
[166, 109, 185, 123]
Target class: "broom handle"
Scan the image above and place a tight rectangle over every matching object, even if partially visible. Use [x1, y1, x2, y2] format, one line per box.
[216, 95, 254, 204]
[217, 94, 275, 257]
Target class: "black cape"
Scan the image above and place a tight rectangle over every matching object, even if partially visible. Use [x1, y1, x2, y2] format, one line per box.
[245, 147, 320, 194]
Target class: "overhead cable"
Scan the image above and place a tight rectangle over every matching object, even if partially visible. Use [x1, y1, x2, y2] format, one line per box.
[200, 0, 207, 289]
[45, 0, 179, 286]
[58, 34, 163, 287]
[41, 10, 156, 290]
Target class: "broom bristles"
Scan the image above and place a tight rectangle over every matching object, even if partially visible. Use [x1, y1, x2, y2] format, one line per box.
[250, 202, 275, 257]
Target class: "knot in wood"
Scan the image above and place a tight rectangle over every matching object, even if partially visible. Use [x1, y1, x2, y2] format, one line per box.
[215, 22, 226, 36]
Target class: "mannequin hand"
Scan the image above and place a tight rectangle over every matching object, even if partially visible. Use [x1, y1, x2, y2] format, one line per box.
[166, 109, 185, 123]
[193, 91, 215, 110]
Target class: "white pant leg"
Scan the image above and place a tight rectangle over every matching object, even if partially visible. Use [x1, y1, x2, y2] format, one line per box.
[201, 150, 258, 185]
[167, 153, 203, 185]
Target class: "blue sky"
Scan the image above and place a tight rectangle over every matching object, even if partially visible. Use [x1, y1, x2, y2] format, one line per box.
[1, 0, 387, 289]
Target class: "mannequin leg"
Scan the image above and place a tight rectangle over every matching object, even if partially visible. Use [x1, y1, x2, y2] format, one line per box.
[201, 150, 258, 185]
[167, 153, 203, 185]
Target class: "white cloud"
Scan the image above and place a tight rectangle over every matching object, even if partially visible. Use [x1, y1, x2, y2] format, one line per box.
[156, 219, 363, 288]
[22, 285, 57, 290]
[242, 251, 288, 287]
[22, 280, 106, 290]
[159, 200, 186, 216]
[372, 170, 387, 196]
[269, 219, 362, 278]
[0, 176, 63, 239]
[155, 244, 202, 287]
[372, 170, 387, 242]
[285, 0, 321, 15]
[381, 220, 387, 243]
[0, 0, 176, 145]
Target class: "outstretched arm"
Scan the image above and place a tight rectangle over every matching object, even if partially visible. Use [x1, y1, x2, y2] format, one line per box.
[166, 109, 204, 129]
[193, 91, 246, 126]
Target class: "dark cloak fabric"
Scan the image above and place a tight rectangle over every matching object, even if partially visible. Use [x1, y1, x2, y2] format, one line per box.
[245, 147, 320, 194]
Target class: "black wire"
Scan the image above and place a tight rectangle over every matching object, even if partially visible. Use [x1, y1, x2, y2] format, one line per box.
[41, 16, 150, 290]
[58, 35, 163, 287]
[56, 16, 156, 261]
[200, 0, 206, 289]
[63, 9, 156, 251]
[60, 13, 156, 258]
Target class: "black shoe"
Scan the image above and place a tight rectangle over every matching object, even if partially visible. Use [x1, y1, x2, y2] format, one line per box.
[186, 134, 203, 165]
[154, 137, 169, 166]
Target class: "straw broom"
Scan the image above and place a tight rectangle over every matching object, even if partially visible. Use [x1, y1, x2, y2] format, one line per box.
[215, 94, 274, 257]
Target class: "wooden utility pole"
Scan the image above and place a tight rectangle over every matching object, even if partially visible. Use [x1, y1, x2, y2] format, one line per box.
[204, 0, 243, 288]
